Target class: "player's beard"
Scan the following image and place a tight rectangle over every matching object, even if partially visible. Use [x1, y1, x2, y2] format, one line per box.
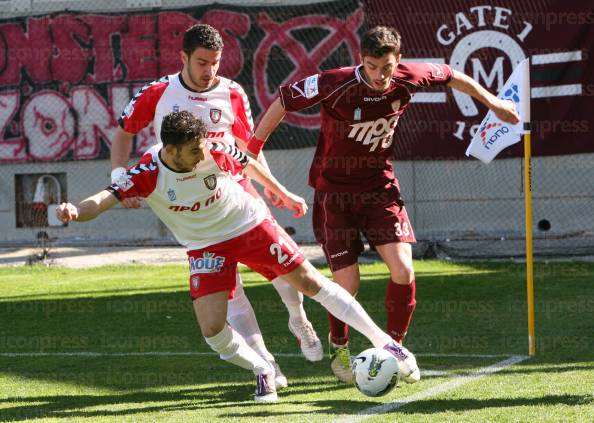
[172, 153, 197, 172]
[186, 61, 215, 92]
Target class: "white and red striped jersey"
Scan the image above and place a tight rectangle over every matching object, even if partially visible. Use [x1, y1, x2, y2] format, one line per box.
[107, 142, 266, 250]
[119, 72, 254, 150]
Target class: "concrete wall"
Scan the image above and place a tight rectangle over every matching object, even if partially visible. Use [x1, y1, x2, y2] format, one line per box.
[2, 151, 593, 247]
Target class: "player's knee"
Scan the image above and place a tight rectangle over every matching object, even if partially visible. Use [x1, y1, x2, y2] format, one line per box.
[390, 264, 414, 285]
[199, 320, 227, 338]
[204, 325, 236, 357]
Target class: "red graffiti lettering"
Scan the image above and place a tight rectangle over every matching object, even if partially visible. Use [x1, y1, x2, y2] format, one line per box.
[71, 86, 119, 159]
[120, 15, 158, 81]
[158, 12, 196, 75]
[201, 10, 250, 79]
[0, 17, 53, 85]
[23, 90, 75, 161]
[254, 9, 363, 128]
[50, 15, 91, 84]
[81, 15, 126, 83]
[0, 92, 26, 162]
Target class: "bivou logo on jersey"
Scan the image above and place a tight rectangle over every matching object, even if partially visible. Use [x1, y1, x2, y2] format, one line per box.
[189, 252, 225, 274]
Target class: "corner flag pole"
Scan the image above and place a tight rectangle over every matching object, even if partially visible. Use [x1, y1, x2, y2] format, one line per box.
[518, 58, 535, 357]
[524, 123, 535, 356]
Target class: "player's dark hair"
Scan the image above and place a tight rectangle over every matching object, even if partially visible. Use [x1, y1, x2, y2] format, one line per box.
[360, 26, 401, 58]
[183, 24, 224, 55]
[161, 111, 208, 148]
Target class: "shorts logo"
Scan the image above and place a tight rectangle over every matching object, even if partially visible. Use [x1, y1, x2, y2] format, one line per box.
[330, 250, 348, 259]
[204, 174, 217, 190]
[191, 275, 200, 290]
[189, 252, 225, 274]
[210, 108, 222, 123]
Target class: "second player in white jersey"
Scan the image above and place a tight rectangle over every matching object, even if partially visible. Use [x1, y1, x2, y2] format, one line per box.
[119, 73, 254, 151]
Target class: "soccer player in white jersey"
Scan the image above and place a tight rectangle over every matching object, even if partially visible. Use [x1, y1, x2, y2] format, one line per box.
[57, 111, 420, 402]
[109, 24, 323, 373]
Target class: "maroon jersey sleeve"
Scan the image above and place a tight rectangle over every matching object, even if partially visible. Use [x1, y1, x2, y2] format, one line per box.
[106, 153, 158, 200]
[118, 76, 169, 134]
[209, 142, 249, 176]
[229, 81, 254, 141]
[395, 62, 453, 89]
[279, 70, 351, 112]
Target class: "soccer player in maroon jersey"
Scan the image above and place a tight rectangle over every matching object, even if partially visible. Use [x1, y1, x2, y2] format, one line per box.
[57, 111, 420, 402]
[109, 24, 323, 386]
[248, 26, 520, 383]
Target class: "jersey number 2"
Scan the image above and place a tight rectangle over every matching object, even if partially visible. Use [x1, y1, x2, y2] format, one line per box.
[270, 233, 296, 264]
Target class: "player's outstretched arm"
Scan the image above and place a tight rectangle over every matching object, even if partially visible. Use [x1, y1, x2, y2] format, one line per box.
[448, 70, 520, 124]
[110, 127, 143, 209]
[246, 97, 287, 158]
[242, 158, 307, 218]
[56, 190, 118, 223]
[235, 135, 283, 208]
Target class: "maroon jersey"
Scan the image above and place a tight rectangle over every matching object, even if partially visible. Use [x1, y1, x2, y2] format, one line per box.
[279, 63, 453, 192]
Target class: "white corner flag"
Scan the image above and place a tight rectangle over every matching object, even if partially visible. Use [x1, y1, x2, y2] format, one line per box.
[466, 58, 530, 163]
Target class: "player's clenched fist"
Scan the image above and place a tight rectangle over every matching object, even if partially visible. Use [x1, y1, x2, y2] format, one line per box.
[56, 203, 79, 223]
[493, 99, 520, 124]
[279, 192, 308, 218]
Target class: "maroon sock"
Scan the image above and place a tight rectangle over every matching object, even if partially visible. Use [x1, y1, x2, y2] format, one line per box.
[385, 279, 417, 343]
[327, 312, 349, 346]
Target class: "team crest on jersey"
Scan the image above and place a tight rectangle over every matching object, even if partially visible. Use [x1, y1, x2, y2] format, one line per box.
[210, 108, 222, 123]
[391, 100, 401, 112]
[173, 104, 180, 112]
[354, 107, 361, 121]
[167, 189, 176, 201]
[204, 174, 217, 190]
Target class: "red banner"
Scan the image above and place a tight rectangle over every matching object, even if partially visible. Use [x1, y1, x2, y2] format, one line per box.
[365, 0, 593, 159]
[0, 1, 590, 162]
[0, 1, 363, 162]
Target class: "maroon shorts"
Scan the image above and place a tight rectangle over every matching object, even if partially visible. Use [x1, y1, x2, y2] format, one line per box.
[312, 182, 416, 272]
[187, 218, 304, 300]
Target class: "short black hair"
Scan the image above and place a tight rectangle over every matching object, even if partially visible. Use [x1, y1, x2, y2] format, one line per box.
[160, 111, 208, 148]
[183, 24, 224, 55]
[360, 26, 402, 58]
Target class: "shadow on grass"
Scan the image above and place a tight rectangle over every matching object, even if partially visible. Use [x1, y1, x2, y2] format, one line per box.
[218, 394, 593, 418]
[0, 380, 359, 421]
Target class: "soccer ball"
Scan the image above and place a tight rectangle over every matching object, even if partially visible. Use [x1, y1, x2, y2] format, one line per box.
[352, 347, 400, 397]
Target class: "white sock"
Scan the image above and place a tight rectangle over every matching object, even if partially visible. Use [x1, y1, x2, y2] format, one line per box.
[204, 325, 272, 375]
[271, 276, 308, 323]
[227, 273, 275, 363]
[312, 277, 392, 348]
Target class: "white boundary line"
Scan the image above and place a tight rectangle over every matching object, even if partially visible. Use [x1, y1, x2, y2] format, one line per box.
[0, 351, 514, 358]
[332, 355, 530, 423]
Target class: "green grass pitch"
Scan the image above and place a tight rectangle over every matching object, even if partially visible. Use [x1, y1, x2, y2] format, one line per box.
[1, 261, 593, 422]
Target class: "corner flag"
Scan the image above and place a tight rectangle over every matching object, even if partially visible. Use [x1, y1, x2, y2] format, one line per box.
[465, 58, 536, 356]
[466, 58, 530, 163]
